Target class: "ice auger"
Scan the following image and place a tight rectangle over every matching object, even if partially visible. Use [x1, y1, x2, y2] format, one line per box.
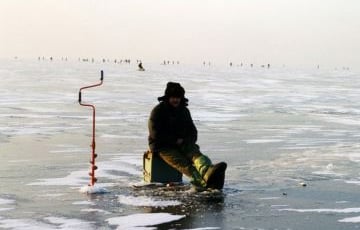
[78, 70, 104, 186]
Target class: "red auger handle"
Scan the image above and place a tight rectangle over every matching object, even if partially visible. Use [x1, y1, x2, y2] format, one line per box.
[78, 91, 82, 103]
[78, 70, 104, 103]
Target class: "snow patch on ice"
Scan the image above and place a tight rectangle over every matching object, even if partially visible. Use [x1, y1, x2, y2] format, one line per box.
[97, 159, 140, 178]
[311, 163, 345, 176]
[8, 160, 31, 163]
[0, 208, 14, 212]
[0, 198, 15, 205]
[259, 197, 281, 200]
[335, 201, 349, 204]
[28, 170, 88, 186]
[112, 155, 143, 166]
[0, 198, 15, 213]
[28, 155, 141, 188]
[49, 148, 87, 154]
[192, 111, 243, 122]
[345, 180, 360, 185]
[106, 213, 185, 229]
[118, 195, 181, 207]
[184, 228, 220, 230]
[79, 185, 108, 194]
[278, 207, 360, 213]
[245, 139, 283, 144]
[72, 201, 95, 205]
[271, 205, 289, 208]
[81, 208, 111, 214]
[38, 193, 65, 198]
[0, 213, 96, 229]
[338, 216, 360, 223]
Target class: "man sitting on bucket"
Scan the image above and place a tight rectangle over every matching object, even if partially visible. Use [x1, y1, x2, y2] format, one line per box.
[148, 82, 227, 190]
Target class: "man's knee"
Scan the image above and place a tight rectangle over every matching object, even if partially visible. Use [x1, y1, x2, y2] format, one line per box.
[159, 149, 192, 168]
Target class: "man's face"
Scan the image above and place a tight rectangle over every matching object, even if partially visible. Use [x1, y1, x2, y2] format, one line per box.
[169, 96, 181, 108]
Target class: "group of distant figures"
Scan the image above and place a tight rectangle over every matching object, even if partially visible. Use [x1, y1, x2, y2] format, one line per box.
[162, 60, 180, 65]
[35, 56, 351, 71]
[38, 56, 133, 64]
[229, 62, 271, 68]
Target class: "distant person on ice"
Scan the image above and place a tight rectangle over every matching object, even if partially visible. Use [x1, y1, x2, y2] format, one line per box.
[148, 82, 227, 190]
[138, 62, 145, 71]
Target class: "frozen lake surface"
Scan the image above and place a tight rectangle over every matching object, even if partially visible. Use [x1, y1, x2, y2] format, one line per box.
[1, 59, 360, 229]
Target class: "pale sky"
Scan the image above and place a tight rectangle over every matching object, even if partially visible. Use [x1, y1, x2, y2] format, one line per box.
[1, 0, 359, 68]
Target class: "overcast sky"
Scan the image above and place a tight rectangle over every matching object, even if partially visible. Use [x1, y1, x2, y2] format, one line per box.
[1, 0, 359, 68]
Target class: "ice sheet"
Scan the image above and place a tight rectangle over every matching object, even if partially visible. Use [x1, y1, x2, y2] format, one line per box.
[2, 60, 360, 229]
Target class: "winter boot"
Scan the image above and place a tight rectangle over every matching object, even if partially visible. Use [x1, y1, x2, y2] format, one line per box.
[194, 155, 227, 190]
[203, 162, 227, 190]
[193, 155, 212, 176]
[188, 167, 207, 190]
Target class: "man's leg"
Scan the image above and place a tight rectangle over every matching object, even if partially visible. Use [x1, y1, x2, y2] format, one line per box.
[183, 144, 212, 177]
[158, 148, 206, 187]
[184, 144, 227, 189]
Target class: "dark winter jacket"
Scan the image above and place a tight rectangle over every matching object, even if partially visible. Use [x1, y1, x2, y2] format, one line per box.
[148, 101, 197, 153]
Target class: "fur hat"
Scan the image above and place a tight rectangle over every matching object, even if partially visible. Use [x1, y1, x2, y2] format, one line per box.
[158, 82, 188, 104]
